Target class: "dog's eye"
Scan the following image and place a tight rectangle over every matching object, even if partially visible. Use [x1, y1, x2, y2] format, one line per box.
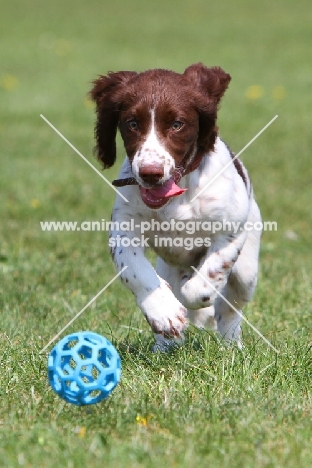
[171, 121, 183, 131]
[127, 119, 139, 131]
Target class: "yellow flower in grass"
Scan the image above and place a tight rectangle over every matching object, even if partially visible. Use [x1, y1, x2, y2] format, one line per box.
[136, 414, 148, 426]
[246, 85, 264, 100]
[0, 74, 19, 91]
[30, 198, 40, 208]
[78, 426, 86, 438]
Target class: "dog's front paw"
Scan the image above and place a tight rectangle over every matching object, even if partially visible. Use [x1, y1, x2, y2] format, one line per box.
[180, 275, 219, 309]
[139, 280, 188, 338]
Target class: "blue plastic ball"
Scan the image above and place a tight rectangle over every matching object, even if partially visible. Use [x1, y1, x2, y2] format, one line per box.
[48, 331, 121, 405]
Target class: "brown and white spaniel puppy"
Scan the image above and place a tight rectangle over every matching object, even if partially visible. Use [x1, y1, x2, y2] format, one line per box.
[90, 63, 262, 351]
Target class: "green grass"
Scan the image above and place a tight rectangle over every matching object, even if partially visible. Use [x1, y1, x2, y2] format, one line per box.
[1, 0, 312, 466]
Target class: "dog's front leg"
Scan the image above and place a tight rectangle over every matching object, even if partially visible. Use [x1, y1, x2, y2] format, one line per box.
[180, 231, 248, 309]
[109, 211, 187, 345]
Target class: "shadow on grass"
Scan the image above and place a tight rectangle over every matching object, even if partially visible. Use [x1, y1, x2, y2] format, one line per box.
[116, 326, 228, 369]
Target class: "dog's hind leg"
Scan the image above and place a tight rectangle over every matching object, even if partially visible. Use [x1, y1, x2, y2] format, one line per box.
[215, 201, 261, 346]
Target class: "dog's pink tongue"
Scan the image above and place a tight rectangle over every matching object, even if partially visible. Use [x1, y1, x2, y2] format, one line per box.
[148, 179, 187, 198]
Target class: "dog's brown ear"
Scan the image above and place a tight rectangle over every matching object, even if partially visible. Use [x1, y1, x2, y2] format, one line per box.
[183, 63, 231, 154]
[90, 71, 137, 168]
[183, 63, 231, 102]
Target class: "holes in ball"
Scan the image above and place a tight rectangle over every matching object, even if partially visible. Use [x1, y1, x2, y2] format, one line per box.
[97, 348, 111, 368]
[77, 345, 93, 360]
[64, 380, 81, 394]
[69, 357, 77, 369]
[79, 364, 101, 385]
[63, 338, 79, 351]
[89, 389, 102, 399]
[85, 335, 102, 346]
[91, 365, 100, 380]
[104, 372, 118, 392]
[60, 355, 77, 376]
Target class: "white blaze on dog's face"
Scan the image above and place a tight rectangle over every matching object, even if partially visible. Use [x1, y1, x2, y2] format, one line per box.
[131, 109, 175, 187]
[129, 109, 183, 208]
[90, 64, 231, 208]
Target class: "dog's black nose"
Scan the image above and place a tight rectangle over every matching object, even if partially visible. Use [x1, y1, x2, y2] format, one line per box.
[139, 164, 164, 185]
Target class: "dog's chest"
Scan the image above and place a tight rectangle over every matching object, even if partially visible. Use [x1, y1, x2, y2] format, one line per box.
[142, 211, 212, 267]
[151, 238, 207, 267]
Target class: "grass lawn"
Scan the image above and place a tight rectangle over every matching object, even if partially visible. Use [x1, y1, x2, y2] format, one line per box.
[0, 0, 311, 466]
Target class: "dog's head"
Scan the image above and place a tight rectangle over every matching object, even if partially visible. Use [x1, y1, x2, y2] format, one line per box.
[90, 63, 231, 208]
